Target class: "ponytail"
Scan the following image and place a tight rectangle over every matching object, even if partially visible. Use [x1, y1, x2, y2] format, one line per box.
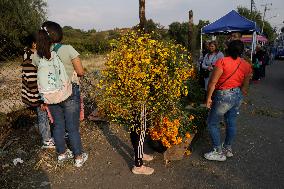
[37, 29, 52, 59]
[36, 21, 63, 59]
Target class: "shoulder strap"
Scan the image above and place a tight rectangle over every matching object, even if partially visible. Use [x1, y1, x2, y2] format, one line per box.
[217, 58, 242, 88]
[52, 43, 64, 64]
[204, 53, 208, 60]
[53, 43, 62, 52]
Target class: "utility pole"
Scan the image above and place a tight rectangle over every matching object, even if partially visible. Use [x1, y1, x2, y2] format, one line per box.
[250, 0, 257, 19]
[188, 10, 193, 54]
[139, 0, 146, 31]
[251, 0, 254, 14]
[261, 3, 272, 33]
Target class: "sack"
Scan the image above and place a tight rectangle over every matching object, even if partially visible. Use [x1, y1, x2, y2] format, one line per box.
[37, 44, 72, 104]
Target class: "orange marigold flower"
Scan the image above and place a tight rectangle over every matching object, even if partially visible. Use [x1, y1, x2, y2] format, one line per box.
[185, 150, 191, 156]
[189, 115, 195, 121]
[173, 119, 180, 125]
[177, 137, 183, 144]
[163, 117, 169, 123]
[185, 132, 191, 139]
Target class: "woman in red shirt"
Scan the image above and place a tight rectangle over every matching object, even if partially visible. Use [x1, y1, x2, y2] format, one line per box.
[204, 40, 252, 161]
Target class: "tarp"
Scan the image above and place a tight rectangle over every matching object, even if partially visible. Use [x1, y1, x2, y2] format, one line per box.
[202, 10, 261, 34]
[241, 35, 268, 43]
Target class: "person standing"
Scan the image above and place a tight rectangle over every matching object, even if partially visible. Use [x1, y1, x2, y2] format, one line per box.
[21, 34, 55, 148]
[199, 41, 210, 88]
[204, 40, 252, 161]
[130, 109, 154, 175]
[252, 45, 265, 81]
[33, 21, 87, 167]
[202, 41, 224, 90]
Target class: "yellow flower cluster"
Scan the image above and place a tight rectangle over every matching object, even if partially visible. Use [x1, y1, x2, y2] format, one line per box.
[149, 117, 192, 148]
[95, 31, 195, 127]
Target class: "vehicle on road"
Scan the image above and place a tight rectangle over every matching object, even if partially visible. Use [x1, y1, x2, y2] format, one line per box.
[276, 46, 284, 59]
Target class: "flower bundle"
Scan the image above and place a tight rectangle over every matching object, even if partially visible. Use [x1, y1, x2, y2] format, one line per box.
[95, 31, 195, 130]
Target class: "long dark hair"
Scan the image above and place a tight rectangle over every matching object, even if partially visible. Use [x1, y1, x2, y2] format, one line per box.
[24, 33, 36, 48]
[36, 21, 63, 59]
[227, 40, 244, 60]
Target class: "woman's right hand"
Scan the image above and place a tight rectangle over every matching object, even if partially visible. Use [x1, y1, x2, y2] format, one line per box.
[40, 104, 47, 111]
[206, 98, 212, 109]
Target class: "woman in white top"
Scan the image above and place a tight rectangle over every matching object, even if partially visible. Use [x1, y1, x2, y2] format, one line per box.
[34, 21, 87, 168]
[202, 41, 224, 90]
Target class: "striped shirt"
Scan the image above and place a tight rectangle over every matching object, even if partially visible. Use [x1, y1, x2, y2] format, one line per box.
[21, 48, 42, 106]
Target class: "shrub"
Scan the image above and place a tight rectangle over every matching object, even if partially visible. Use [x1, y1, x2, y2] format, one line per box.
[94, 31, 196, 138]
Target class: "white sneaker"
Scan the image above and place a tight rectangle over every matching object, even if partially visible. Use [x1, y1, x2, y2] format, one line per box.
[204, 149, 226, 161]
[65, 133, 69, 139]
[222, 146, 233, 157]
[74, 153, 88, 167]
[132, 165, 154, 175]
[42, 138, 55, 149]
[58, 149, 74, 163]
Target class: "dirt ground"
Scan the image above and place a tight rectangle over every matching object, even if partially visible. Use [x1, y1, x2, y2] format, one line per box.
[1, 60, 284, 189]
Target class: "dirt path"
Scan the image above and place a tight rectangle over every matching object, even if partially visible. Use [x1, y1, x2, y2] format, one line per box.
[1, 60, 283, 189]
[48, 60, 284, 189]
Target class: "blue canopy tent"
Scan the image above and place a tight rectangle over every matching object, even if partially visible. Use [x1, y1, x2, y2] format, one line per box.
[201, 10, 260, 34]
[200, 10, 261, 60]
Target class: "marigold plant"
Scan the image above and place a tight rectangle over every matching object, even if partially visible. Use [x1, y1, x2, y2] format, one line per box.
[95, 31, 195, 132]
[149, 117, 193, 148]
[149, 105, 199, 148]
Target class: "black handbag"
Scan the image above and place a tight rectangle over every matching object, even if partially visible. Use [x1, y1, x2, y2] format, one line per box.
[201, 68, 210, 78]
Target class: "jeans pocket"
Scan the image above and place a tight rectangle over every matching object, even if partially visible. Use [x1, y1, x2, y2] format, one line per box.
[214, 92, 226, 103]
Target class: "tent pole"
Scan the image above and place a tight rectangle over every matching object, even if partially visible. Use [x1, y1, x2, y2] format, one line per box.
[250, 31, 256, 61]
[250, 34, 253, 61]
[200, 32, 203, 58]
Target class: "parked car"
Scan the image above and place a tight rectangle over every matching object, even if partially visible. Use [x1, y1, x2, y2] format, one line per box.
[276, 46, 284, 59]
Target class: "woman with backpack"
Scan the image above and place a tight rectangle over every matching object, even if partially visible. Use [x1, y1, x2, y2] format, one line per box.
[202, 41, 224, 91]
[33, 21, 87, 167]
[204, 40, 252, 161]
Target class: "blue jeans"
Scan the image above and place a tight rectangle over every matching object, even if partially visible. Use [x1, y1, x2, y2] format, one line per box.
[48, 84, 82, 156]
[36, 107, 51, 142]
[207, 88, 243, 150]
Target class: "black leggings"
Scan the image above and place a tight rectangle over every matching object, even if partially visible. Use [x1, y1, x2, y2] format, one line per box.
[253, 67, 261, 80]
[130, 106, 147, 167]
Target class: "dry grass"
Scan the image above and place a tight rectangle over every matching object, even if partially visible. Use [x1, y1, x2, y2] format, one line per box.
[0, 59, 23, 113]
[81, 54, 107, 73]
[0, 54, 107, 114]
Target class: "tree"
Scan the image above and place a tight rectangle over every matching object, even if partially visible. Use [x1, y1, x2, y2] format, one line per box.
[281, 27, 284, 33]
[195, 20, 210, 49]
[0, 0, 47, 60]
[238, 6, 262, 20]
[139, 0, 146, 30]
[237, 6, 276, 41]
[168, 22, 189, 47]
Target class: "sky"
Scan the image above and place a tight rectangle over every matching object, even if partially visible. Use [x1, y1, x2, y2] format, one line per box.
[47, 0, 284, 32]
